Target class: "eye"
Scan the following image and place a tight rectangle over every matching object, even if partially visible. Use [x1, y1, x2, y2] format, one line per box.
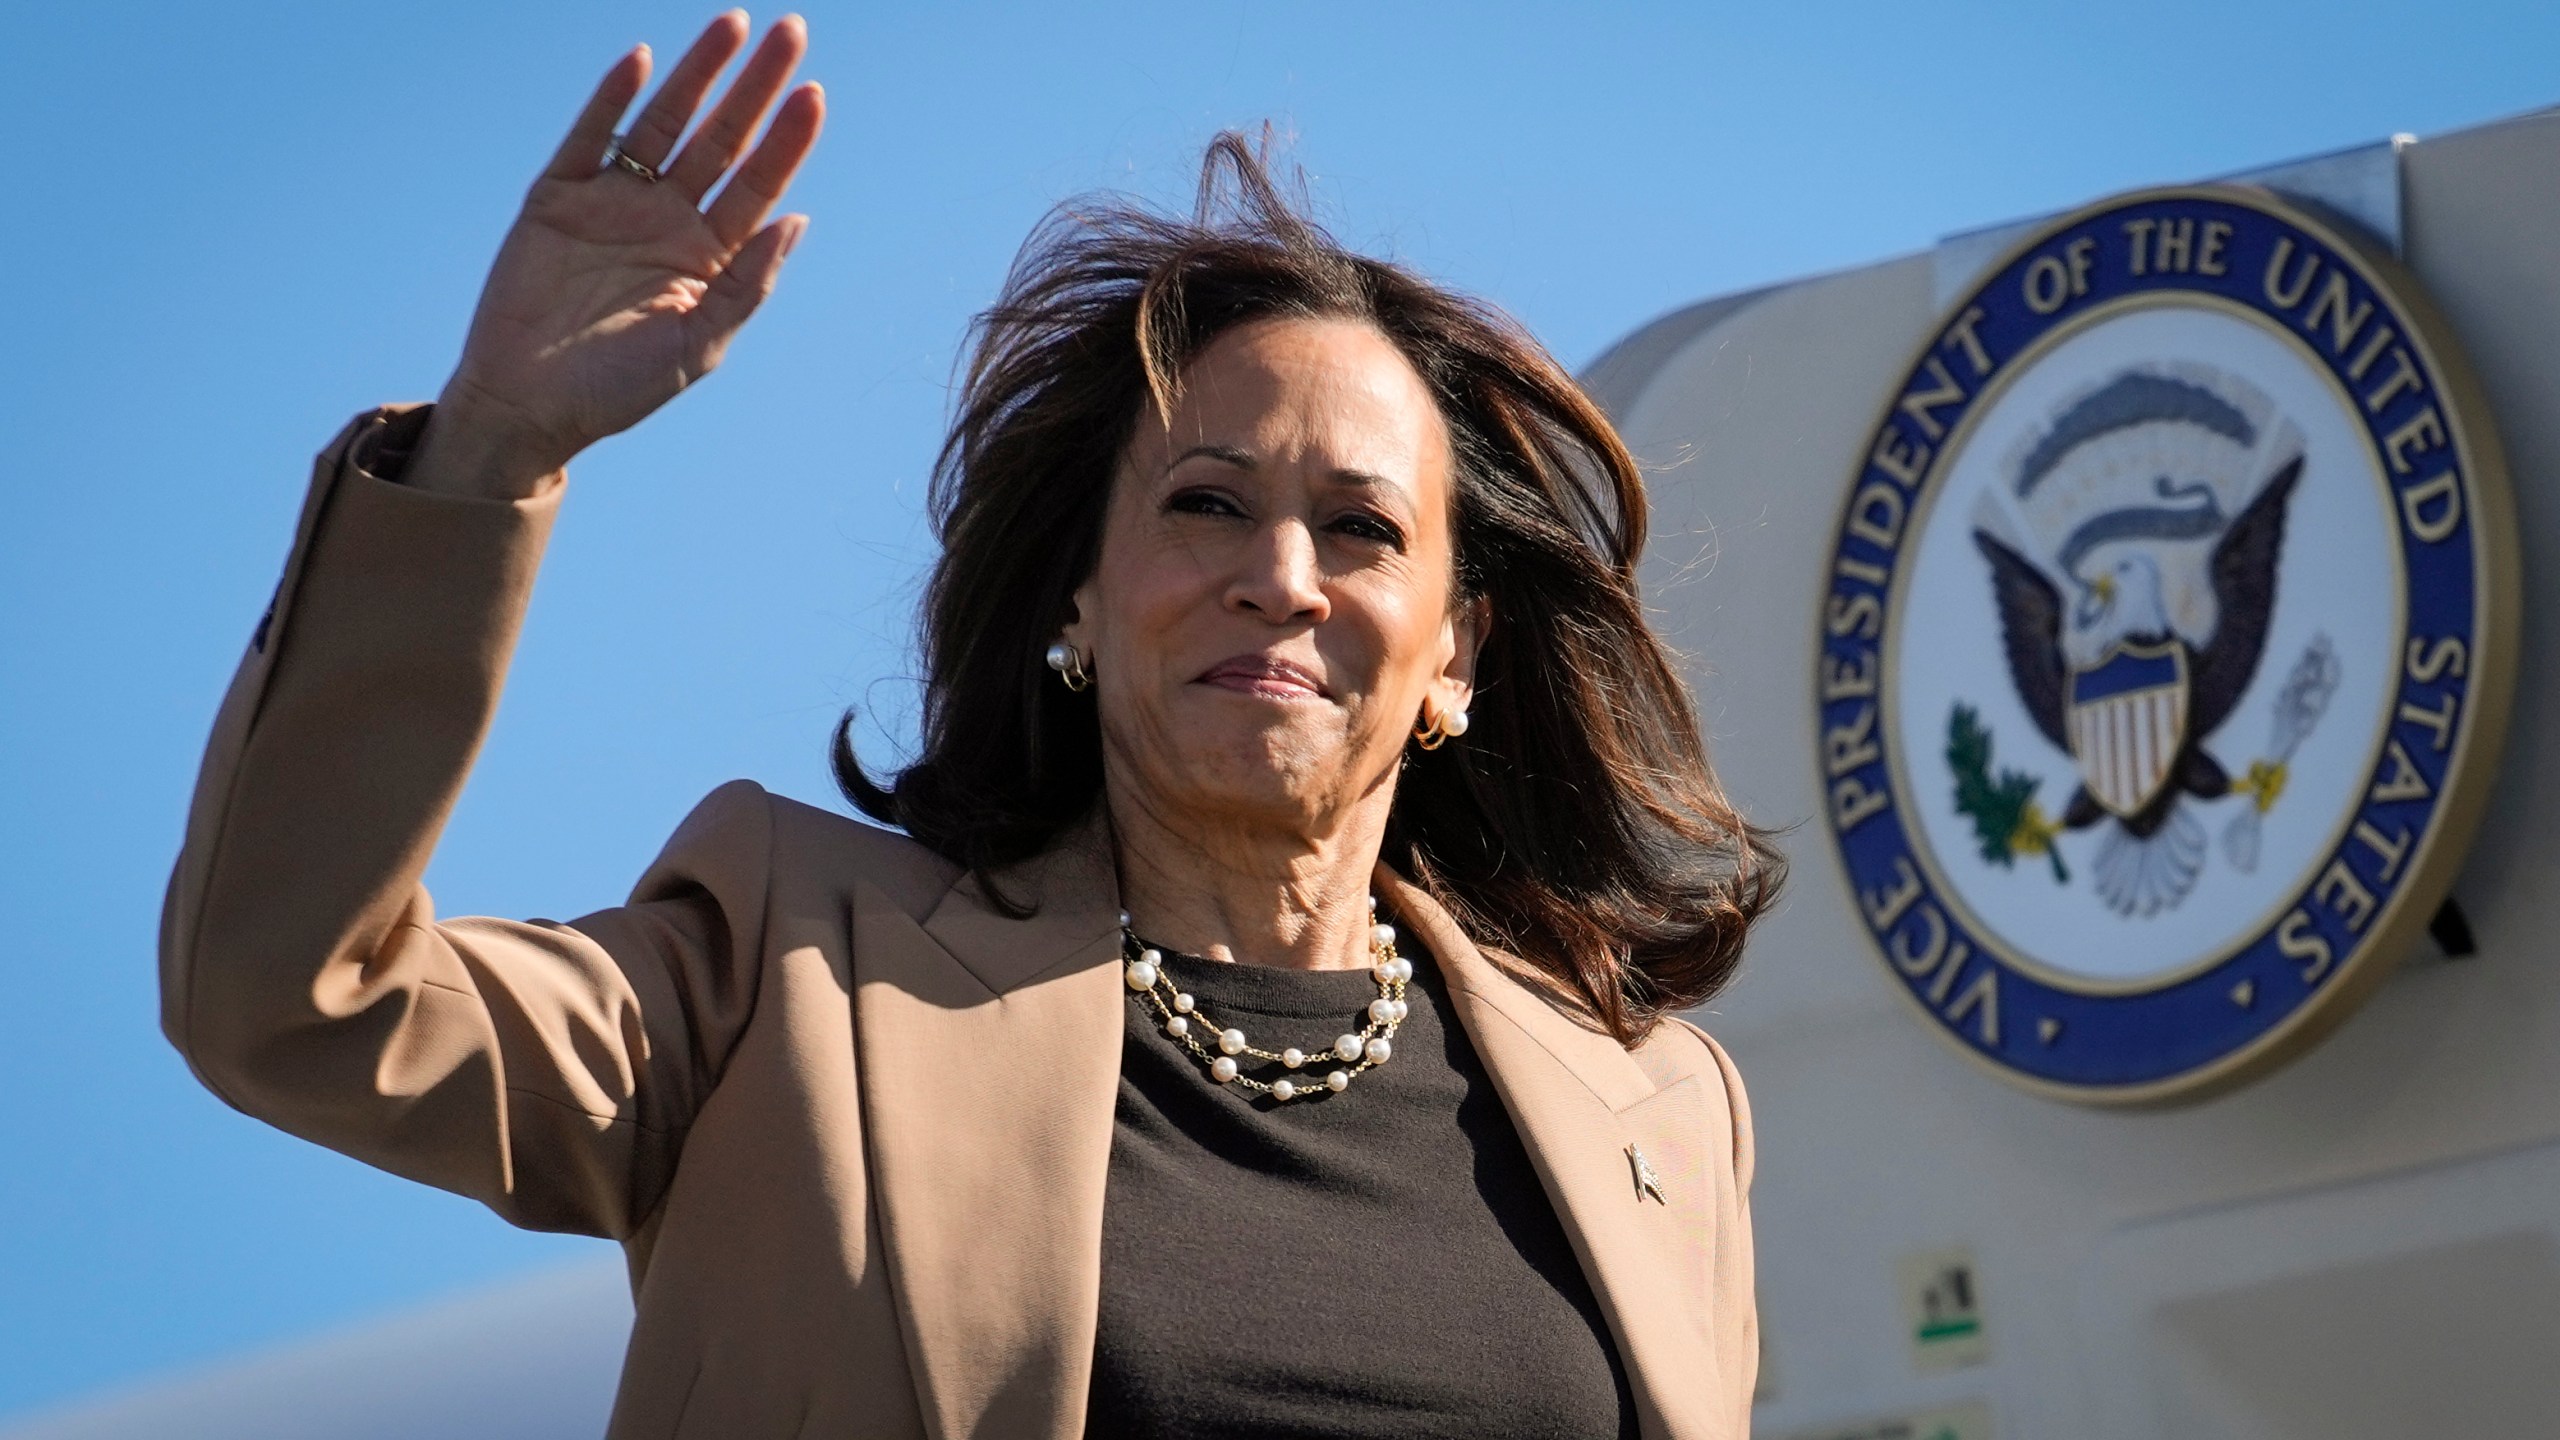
[1166, 487, 1247, 518]
[1328, 509, 1407, 548]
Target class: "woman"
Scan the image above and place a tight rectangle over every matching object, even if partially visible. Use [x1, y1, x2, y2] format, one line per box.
[161, 12, 1780, 1439]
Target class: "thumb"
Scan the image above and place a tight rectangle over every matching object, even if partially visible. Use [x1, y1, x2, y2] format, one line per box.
[690, 214, 808, 364]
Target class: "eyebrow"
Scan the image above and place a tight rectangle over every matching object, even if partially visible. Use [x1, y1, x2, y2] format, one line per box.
[1164, 445, 1408, 501]
[1165, 443, 1257, 474]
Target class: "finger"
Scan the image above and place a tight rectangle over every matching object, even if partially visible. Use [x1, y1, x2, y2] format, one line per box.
[619, 10, 750, 170]
[689, 214, 808, 362]
[542, 45, 651, 181]
[664, 15, 807, 202]
[705, 82, 825, 251]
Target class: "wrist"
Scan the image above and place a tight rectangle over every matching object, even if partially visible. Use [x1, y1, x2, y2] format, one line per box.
[405, 379, 573, 501]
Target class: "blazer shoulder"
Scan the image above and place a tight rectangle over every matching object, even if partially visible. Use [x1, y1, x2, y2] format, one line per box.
[1663, 1014, 1755, 1195]
[747, 783, 968, 919]
[1629, 1011, 1729, 1083]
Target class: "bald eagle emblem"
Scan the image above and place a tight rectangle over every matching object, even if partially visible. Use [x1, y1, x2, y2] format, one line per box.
[1958, 365, 2337, 917]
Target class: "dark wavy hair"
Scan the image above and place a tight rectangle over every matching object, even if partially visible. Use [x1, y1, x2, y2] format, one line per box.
[838, 134, 1781, 1044]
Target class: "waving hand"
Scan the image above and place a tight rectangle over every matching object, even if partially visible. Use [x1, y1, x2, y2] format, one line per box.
[411, 13, 824, 499]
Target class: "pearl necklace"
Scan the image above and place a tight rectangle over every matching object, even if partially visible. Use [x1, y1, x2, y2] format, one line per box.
[1121, 897, 1414, 1102]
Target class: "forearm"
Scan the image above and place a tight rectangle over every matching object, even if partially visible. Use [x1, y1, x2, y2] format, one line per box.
[160, 412, 781, 1237]
[161, 406, 563, 1118]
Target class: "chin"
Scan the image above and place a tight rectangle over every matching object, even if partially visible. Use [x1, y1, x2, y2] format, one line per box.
[1163, 724, 1356, 821]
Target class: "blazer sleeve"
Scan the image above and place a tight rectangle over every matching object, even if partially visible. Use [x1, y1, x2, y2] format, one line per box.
[159, 406, 773, 1240]
[1674, 1016, 1759, 1420]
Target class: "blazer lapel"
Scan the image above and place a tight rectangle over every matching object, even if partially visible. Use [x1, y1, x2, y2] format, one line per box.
[1378, 869, 1732, 1440]
[854, 816, 1125, 1440]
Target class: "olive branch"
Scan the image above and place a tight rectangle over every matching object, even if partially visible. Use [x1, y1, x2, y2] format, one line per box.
[1947, 703, 2068, 884]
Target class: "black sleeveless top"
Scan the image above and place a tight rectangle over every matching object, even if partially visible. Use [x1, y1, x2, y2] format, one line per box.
[1085, 940, 1638, 1438]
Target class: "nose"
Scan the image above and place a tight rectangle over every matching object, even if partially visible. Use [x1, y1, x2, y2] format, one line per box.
[1226, 519, 1331, 626]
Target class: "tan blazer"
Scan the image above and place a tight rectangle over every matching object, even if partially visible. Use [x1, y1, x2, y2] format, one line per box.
[161, 409, 1759, 1440]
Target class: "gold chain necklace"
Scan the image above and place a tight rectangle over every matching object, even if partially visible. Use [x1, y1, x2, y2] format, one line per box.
[1121, 897, 1413, 1102]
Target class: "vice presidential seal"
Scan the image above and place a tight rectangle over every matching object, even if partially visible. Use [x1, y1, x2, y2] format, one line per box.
[1816, 185, 2517, 1103]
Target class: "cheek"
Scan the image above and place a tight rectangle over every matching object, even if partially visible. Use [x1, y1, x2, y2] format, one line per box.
[1085, 531, 1230, 690]
[1331, 583, 1449, 705]
[1095, 557, 1211, 656]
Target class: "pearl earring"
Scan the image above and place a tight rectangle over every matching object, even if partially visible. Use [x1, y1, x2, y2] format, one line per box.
[1414, 704, 1470, 750]
[1045, 641, 1092, 692]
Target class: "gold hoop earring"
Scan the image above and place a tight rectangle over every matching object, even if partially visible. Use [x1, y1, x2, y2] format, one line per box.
[1044, 641, 1092, 692]
[1413, 705, 1471, 750]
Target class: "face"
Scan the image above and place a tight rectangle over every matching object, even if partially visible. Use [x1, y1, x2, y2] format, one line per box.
[1062, 316, 1482, 838]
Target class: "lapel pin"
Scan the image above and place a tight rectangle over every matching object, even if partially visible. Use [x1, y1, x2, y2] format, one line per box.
[1626, 1143, 1667, 1205]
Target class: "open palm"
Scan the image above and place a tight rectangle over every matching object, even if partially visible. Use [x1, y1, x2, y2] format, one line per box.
[432, 12, 824, 487]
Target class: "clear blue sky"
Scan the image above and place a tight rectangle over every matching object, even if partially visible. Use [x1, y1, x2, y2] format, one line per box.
[3, 0, 2552, 1419]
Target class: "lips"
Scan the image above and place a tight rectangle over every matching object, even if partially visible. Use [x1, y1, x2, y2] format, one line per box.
[1197, 655, 1330, 699]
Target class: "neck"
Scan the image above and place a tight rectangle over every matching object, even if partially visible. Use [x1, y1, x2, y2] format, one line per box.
[1106, 774, 1394, 974]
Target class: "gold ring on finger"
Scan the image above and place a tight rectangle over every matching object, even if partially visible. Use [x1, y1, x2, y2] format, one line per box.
[602, 135, 661, 184]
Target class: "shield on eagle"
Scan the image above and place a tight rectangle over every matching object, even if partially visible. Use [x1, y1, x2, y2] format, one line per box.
[2066, 638, 2190, 818]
